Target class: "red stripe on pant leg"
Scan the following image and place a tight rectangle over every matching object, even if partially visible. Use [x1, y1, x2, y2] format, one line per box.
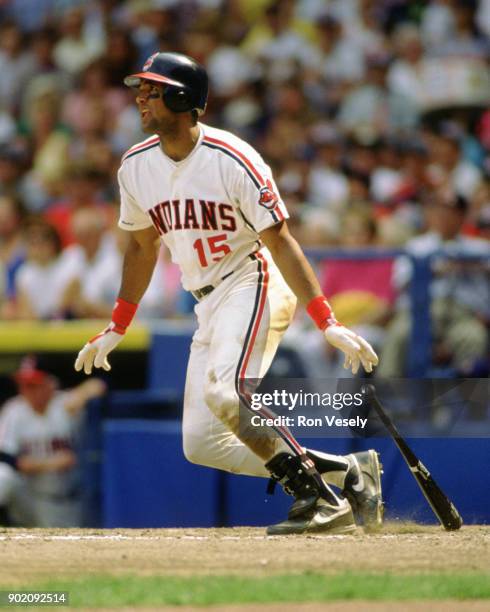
[240, 252, 303, 455]
[238, 254, 269, 381]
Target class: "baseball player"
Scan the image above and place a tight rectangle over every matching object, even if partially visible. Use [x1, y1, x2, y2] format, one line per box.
[0, 356, 106, 526]
[75, 52, 382, 535]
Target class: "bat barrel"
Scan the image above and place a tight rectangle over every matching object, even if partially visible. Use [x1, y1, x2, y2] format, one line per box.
[361, 384, 463, 532]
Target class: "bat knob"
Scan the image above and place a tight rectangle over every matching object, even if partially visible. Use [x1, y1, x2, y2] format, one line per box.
[361, 384, 376, 398]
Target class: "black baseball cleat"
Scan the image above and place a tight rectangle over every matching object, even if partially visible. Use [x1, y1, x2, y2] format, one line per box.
[342, 450, 384, 531]
[266, 498, 356, 536]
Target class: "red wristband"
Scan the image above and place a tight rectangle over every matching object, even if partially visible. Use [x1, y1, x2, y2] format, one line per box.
[111, 298, 138, 334]
[306, 296, 337, 330]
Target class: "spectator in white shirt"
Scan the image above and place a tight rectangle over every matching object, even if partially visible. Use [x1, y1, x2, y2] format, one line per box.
[14, 221, 77, 320]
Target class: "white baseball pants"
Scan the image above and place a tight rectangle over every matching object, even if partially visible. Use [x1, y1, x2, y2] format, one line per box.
[182, 248, 349, 484]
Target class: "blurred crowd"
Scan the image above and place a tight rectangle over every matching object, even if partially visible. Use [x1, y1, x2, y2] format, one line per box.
[0, 0, 489, 527]
[0, 0, 489, 374]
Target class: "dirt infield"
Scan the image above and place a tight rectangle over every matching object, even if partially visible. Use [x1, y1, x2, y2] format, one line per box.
[0, 524, 488, 587]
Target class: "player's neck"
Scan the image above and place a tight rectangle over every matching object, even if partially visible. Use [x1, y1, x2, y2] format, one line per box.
[157, 124, 200, 162]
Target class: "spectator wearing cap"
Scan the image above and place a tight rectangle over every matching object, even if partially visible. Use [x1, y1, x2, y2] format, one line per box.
[0, 356, 106, 527]
[378, 188, 490, 377]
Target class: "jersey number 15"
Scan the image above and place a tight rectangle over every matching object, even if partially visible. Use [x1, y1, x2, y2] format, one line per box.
[193, 233, 231, 267]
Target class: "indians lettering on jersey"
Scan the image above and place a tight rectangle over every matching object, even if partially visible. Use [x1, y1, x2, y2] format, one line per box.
[117, 124, 289, 290]
[149, 199, 237, 235]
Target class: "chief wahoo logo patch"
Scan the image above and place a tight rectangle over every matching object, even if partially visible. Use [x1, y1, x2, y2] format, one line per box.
[258, 179, 279, 210]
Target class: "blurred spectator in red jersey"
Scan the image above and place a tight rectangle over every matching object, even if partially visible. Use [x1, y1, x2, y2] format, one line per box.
[44, 163, 114, 247]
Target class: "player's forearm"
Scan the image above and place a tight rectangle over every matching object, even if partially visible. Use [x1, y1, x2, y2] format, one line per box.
[261, 223, 329, 307]
[16, 455, 52, 474]
[18, 452, 76, 474]
[118, 236, 159, 304]
[64, 379, 107, 415]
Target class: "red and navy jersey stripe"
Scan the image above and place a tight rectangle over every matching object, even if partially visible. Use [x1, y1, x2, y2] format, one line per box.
[202, 136, 284, 225]
[122, 136, 160, 163]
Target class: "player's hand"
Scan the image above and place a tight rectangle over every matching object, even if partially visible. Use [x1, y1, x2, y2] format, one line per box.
[74, 324, 124, 375]
[324, 324, 379, 374]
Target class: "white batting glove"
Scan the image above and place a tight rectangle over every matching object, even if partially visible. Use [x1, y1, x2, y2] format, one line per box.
[307, 295, 379, 375]
[324, 324, 379, 374]
[74, 324, 124, 375]
[75, 297, 138, 375]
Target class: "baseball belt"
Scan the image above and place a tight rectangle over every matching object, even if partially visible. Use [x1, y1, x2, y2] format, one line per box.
[191, 250, 260, 301]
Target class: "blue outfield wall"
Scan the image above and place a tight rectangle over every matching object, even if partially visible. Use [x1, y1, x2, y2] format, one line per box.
[101, 419, 490, 528]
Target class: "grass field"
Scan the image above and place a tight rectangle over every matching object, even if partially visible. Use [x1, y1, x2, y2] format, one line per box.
[21, 573, 490, 607]
[1, 524, 489, 610]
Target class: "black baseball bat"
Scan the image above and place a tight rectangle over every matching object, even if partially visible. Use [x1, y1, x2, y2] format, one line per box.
[361, 384, 463, 531]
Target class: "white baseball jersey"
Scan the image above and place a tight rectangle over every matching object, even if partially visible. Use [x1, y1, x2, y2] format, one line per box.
[0, 393, 80, 496]
[118, 123, 289, 291]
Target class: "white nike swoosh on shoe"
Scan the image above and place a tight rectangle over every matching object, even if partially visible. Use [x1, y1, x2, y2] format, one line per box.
[350, 455, 366, 492]
[311, 506, 350, 526]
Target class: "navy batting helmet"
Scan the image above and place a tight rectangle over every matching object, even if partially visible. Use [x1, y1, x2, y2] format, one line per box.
[124, 52, 208, 116]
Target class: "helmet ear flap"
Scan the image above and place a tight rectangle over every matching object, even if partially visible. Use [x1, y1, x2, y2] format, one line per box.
[163, 86, 192, 113]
